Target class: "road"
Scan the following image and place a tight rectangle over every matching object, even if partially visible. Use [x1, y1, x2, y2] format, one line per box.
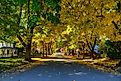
[0, 62, 121, 81]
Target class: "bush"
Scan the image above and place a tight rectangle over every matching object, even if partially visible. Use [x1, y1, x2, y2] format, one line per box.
[105, 40, 121, 59]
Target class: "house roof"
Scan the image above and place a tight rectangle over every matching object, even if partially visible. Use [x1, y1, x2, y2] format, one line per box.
[0, 47, 14, 49]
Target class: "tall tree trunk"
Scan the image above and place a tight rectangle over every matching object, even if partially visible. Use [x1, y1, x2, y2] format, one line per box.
[48, 43, 50, 55]
[50, 42, 53, 54]
[25, 44, 31, 61]
[25, 31, 33, 61]
[86, 39, 92, 52]
[91, 37, 97, 59]
[24, 0, 32, 61]
[86, 37, 97, 59]
[45, 44, 47, 57]
[42, 43, 45, 57]
[86, 39, 92, 58]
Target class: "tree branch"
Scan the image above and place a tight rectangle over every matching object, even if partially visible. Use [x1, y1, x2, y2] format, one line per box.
[112, 21, 121, 34]
[92, 37, 97, 51]
[35, 24, 42, 27]
[27, 0, 30, 29]
[17, 4, 23, 25]
[17, 35, 26, 47]
[86, 39, 92, 51]
[112, 21, 119, 30]
[17, 4, 26, 47]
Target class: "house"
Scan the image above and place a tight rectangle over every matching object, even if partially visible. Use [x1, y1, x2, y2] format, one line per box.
[0, 42, 18, 57]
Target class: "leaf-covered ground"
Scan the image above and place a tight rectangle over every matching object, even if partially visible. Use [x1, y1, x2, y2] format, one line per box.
[0, 58, 29, 73]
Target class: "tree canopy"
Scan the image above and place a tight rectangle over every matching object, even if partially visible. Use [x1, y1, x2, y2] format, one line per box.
[0, 0, 121, 60]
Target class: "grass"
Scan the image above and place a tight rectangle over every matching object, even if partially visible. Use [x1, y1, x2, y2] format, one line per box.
[0, 57, 28, 73]
[77, 57, 121, 74]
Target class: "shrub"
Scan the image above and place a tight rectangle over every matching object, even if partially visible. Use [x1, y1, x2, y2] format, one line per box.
[105, 40, 121, 59]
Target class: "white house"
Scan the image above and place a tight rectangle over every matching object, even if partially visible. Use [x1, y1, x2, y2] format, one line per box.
[0, 43, 13, 48]
[0, 42, 17, 57]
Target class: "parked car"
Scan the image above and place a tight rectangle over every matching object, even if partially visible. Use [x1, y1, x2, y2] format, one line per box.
[52, 52, 65, 58]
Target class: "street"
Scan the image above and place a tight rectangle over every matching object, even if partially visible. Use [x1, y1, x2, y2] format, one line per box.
[0, 62, 121, 81]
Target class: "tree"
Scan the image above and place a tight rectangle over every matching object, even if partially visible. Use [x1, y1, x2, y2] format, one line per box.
[0, 0, 61, 61]
[59, 0, 121, 59]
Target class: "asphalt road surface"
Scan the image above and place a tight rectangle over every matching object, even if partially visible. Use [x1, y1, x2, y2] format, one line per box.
[0, 62, 121, 81]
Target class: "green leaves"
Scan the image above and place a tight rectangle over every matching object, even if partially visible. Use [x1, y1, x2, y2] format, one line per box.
[29, 15, 39, 27]
[31, 0, 42, 14]
[41, 12, 60, 25]
[0, 0, 61, 47]
[30, 0, 61, 26]
[18, 0, 27, 5]
[46, 12, 60, 25]
[44, 0, 61, 12]
[44, 0, 61, 25]
[104, 1, 121, 13]
[105, 40, 121, 59]
[112, 1, 121, 13]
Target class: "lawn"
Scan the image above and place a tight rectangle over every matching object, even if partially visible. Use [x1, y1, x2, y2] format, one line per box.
[0, 58, 28, 73]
